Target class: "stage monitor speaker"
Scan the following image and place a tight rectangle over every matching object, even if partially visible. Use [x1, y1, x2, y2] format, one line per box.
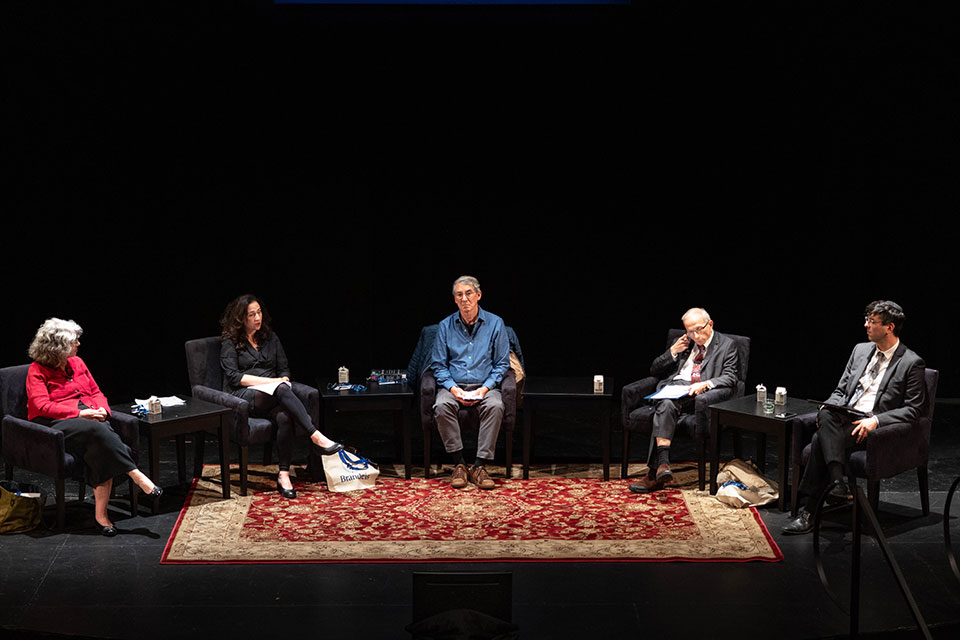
[411, 571, 513, 624]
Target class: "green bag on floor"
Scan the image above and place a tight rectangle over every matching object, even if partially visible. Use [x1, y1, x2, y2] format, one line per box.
[0, 480, 47, 534]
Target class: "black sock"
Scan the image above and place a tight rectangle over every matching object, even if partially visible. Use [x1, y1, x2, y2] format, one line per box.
[447, 449, 466, 466]
[827, 462, 845, 484]
[656, 446, 671, 468]
[473, 457, 492, 468]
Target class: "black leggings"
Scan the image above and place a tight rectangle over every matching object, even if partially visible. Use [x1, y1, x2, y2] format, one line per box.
[253, 383, 317, 471]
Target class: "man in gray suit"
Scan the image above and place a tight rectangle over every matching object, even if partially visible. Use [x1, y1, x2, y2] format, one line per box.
[783, 300, 926, 534]
[629, 307, 740, 494]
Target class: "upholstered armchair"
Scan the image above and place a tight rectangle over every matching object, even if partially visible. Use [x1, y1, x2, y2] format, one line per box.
[620, 330, 751, 489]
[1, 364, 140, 530]
[412, 324, 523, 479]
[791, 367, 938, 516]
[184, 337, 320, 495]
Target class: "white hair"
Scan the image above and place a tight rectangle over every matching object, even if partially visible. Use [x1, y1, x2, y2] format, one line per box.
[28, 318, 83, 367]
[681, 307, 711, 324]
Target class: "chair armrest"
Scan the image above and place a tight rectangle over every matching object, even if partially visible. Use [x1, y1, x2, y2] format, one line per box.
[864, 419, 927, 477]
[108, 411, 141, 458]
[621, 377, 658, 426]
[2, 415, 66, 478]
[420, 371, 438, 432]
[291, 382, 320, 428]
[192, 385, 250, 442]
[499, 369, 518, 432]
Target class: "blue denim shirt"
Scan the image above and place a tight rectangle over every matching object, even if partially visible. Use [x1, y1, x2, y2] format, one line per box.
[430, 307, 510, 391]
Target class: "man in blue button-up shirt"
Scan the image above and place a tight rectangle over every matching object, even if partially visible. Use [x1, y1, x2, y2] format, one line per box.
[430, 275, 510, 490]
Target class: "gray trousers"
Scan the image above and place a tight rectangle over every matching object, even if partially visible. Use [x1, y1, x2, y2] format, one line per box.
[433, 384, 504, 461]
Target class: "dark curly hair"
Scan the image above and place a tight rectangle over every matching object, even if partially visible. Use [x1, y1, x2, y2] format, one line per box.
[865, 300, 905, 336]
[220, 294, 273, 348]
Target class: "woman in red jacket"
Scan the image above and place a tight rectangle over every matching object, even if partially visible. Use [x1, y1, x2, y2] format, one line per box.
[26, 318, 161, 537]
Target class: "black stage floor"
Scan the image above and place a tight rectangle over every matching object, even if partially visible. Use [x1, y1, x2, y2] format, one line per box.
[3, 403, 960, 639]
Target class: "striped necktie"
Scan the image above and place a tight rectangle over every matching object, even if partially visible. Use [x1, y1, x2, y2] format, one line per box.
[691, 344, 705, 383]
[848, 351, 885, 407]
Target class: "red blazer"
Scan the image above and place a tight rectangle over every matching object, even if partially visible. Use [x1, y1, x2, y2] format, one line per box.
[26, 357, 111, 421]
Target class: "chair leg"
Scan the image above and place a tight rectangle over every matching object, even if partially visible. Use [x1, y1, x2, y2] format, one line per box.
[4, 463, 12, 481]
[918, 465, 930, 516]
[621, 429, 630, 480]
[505, 431, 513, 479]
[78, 480, 86, 503]
[129, 478, 138, 516]
[867, 479, 881, 514]
[239, 445, 250, 496]
[423, 429, 431, 479]
[697, 438, 706, 492]
[55, 477, 66, 531]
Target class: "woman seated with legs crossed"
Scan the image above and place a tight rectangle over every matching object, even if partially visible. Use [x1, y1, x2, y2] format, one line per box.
[219, 294, 341, 499]
[26, 318, 161, 537]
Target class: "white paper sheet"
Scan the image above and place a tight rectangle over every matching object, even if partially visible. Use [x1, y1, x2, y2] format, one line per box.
[645, 385, 692, 400]
[248, 380, 292, 395]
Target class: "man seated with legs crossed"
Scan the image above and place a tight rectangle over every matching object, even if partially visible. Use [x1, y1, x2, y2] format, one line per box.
[783, 300, 925, 534]
[630, 307, 740, 494]
[430, 275, 511, 490]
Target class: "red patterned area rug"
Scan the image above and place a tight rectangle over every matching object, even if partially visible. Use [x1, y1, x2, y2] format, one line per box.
[161, 463, 782, 564]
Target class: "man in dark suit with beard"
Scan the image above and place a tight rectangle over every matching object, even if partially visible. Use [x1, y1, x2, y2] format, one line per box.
[629, 307, 740, 494]
[783, 300, 926, 534]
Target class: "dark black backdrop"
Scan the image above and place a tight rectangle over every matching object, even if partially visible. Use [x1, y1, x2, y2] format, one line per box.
[5, 2, 957, 407]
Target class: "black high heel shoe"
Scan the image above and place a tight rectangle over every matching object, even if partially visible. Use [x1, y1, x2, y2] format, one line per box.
[316, 442, 343, 455]
[101, 525, 118, 537]
[276, 479, 297, 499]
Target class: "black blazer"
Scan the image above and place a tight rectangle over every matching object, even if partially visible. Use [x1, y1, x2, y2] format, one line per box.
[650, 330, 740, 391]
[220, 333, 291, 398]
[825, 341, 926, 426]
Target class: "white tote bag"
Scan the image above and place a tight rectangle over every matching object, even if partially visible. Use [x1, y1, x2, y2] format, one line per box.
[322, 449, 379, 492]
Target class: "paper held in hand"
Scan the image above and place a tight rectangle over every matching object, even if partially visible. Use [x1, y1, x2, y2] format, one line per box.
[460, 389, 484, 401]
[249, 380, 292, 395]
[645, 385, 692, 400]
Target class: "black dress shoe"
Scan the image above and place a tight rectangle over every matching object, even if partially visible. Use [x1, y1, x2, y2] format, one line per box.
[147, 486, 163, 498]
[101, 525, 118, 537]
[316, 442, 343, 455]
[782, 510, 814, 535]
[276, 480, 297, 499]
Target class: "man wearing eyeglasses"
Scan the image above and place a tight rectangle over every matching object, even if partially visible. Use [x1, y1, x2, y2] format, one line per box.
[783, 300, 926, 534]
[430, 275, 511, 490]
[629, 307, 740, 494]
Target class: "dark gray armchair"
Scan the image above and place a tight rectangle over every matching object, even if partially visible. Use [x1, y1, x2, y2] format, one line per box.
[184, 337, 320, 495]
[412, 324, 523, 479]
[1, 364, 140, 530]
[620, 330, 751, 489]
[791, 367, 938, 516]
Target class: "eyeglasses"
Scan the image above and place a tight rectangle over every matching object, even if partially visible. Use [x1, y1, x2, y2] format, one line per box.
[454, 290, 477, 300]
[686, 322, 710, 337]
[864, 316, 887, 326]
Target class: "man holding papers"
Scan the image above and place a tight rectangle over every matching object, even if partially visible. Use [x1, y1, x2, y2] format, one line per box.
[430, 275, 511, 490]
[629, 308, 740, 494]
[783, 300, 925, 534]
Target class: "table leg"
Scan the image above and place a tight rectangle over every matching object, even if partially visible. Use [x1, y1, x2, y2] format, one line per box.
[522, 407, 532, 480]
[601, 402, 611, 482]
[398, 407, 412, 480]
[218, 414, 231, 499]
[193, 434, 205, 479]
[175, 434, 187, 484]
[150, 432, 161, 514]
[756, 433, 767, 473]
[777, 428, 788, 511]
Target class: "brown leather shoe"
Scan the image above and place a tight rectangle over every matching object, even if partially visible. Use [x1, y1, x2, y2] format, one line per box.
[628, 465, 673, 494]
[468, 465, 495, 490]
[451, 463, 469, 489]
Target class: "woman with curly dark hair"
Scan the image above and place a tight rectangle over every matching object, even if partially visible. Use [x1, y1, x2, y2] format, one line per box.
[220, 294, 341, 499]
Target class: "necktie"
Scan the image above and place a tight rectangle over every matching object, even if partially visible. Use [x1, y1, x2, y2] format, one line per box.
[848, 351, 885, 407]
[691, 345, 705, 383]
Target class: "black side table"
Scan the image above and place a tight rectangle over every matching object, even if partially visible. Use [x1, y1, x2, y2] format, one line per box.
[521, 376, 613, 480]
[112, 397, 232, 513]
[318, 381, 414, 479]
[708, 394, 820, 511]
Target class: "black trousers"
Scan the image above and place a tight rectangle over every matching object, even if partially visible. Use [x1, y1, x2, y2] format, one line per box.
[799, 407, 865, 503]
[252, 383, 317, 471]
[46, 417, 136, 487]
